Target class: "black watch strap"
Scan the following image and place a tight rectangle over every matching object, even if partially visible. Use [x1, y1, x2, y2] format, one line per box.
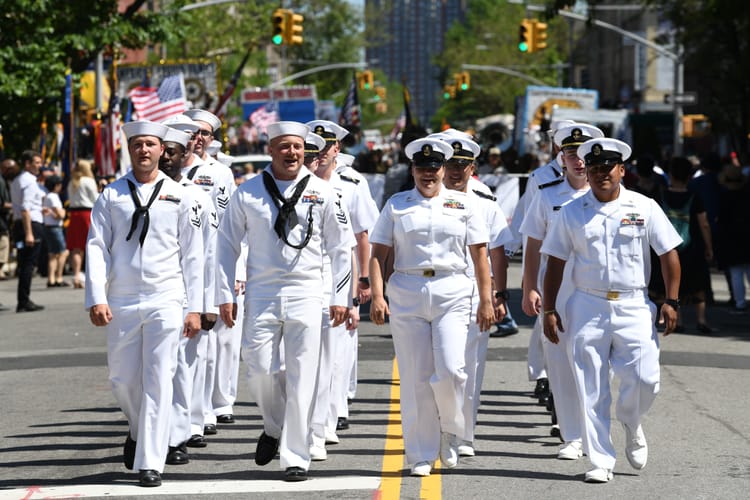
[494, 290, 509, 300]
[664, 298, 680, 310]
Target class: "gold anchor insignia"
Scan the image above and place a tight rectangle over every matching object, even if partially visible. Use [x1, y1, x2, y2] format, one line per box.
[571, 128, 582, 139]
[422, 144, 433, 156]
[452, 141, 462, 153]
[314, 125, 325, 135]
[592, 144, 602, 156]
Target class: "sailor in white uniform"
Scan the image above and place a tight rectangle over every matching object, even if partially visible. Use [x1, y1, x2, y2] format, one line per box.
[216, 121, 354, 482]
[431, 131, 513, 457]
[541, 138, 682, 483]
[520, 123, 602, 459]
[369, 137, 494, 478]
[85, 120, 204, 488]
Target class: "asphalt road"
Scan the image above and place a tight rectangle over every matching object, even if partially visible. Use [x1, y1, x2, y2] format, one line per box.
[0, 261, 748, 499]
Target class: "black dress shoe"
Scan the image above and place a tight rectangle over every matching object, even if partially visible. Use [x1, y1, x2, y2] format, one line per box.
[123, 434, 136, 470]
[204, 423, 217, 435]
[533, 377, 549, 397]
[186, 434, 207, 448]
[138, 469, 162, 487]
[255, 432, 279, 466]
[284, 466, 308, 482]
[16, 301, 44, 313]
[217, 414, 235, 424]
[336, 417, 349, 430]
[166, 445, 190, 465]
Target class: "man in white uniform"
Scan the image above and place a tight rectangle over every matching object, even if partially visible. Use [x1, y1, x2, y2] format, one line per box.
[159, 126, 219, 466]
[541, 138, 682, 483]
[520, 123, 602, 458]
[432, 131, 513, 457]
[86, 120, 204, 487]
[216, 121, 354, 482]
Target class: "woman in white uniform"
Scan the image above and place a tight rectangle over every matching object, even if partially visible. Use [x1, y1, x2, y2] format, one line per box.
[369, 137, 495, 477]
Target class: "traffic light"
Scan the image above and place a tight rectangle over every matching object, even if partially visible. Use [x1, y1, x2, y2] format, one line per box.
[532, 20, 548, 52]
[271, 8, 288, 45]
[287, 11, 304, 45]
[375, 86, 387, 101]
[358, 70, 374, 90]
[455, 71, 470, 91]
[443, 84, 456, 100]
[518, 18, 533, 53]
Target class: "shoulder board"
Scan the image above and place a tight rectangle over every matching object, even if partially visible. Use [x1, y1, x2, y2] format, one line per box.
[538, 178, 564, 190]
[339, 174, 360, 185]
[472, 189, 496, 201]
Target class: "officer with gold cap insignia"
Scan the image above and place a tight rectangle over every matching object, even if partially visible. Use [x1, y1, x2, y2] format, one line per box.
[86, 120, 205, 487]
[369, 136, 494, 477]
[541, 136, 682, 483]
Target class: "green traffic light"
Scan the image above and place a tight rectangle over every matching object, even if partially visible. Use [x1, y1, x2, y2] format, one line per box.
[443, 92, 450, 100]
[519, 42, 528, 52]
[460, 83, 468, 91]
[272, 34, 283, 45]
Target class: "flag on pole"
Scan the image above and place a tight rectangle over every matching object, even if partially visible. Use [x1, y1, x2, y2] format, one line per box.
[402, 82, 415, 129]
[128, 73, 187, 122]
[213, 47, 253, 118]
[249, 103, 279, 136]
[99, 72, 121, 177]
[339, 73, 360, 128]
[60, 69, 76, 181]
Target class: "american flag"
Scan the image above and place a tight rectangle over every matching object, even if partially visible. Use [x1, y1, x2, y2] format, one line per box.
[249, 103, 279, 136]
[128, 73, 187, 122]
[99, 93, 121, 177]
[339, 73, 360, 128]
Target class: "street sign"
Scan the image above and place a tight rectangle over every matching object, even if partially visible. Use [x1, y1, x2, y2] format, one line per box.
[664, 92, 698, 105]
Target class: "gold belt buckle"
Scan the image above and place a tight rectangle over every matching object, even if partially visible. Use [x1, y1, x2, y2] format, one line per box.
[423, 269, 435, 277]
[606, 291, 619, 301]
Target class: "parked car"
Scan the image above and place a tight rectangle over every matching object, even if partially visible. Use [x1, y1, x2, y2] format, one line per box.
[230, 154, 272, 182]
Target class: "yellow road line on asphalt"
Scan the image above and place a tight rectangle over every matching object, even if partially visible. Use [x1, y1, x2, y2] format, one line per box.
[376, 358, 441, 500]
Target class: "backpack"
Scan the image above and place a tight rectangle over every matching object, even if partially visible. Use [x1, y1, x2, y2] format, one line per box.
[662, 192, 693, 251]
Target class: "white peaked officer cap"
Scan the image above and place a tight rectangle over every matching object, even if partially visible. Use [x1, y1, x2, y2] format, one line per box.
[163, 127, 191, 147]
[547, 119, 577, 138]
[207, 139, 222, 156]
[553, 123, 605, 149]
[304, 132, 326, 155]
[440, 128, 474, 140]
[162, 114, 199, 133]
[267, 121, 310, 141]
[578, 138, 633, 165]
[337, 153, 355, 168]
[122, 120, 168, 141]
[306, 120, 349, 142]
[184, 109, 222, 132]
[430, 132, 481, 163]
[405, 137, 454, 168]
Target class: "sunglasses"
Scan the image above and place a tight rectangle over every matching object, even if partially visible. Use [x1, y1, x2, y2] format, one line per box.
[193, 130, 213, 138]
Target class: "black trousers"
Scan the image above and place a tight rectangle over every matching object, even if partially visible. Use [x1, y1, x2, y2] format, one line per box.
[13, 221, 43, 306]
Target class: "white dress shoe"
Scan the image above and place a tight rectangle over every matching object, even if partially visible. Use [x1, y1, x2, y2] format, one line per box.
[439, 432, 458, 468]
[309, 444, 327, 461]
[324, 429, 340, 445]
[623, 423, 648, 469]
[557, 440, 583, 460]
[584, 467, 613, 483]
[410, 461, 432, 477]
[457, 440, 475, 457]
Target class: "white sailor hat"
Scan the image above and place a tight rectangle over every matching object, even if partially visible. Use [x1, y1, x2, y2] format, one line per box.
[183, 109, 222, 132]
[547, 119, 577, 138]
[305, 120, 349, 142]
[304, 133, 326, 156]
[554, 123, 604, 149]
[163, 127, 191, 147]
[216, 151, 234, 167]
[266, 121, 310, 141]
[430, 133, 480, 163]
[122, 120, 169, 141]
[337, 153, 355, 168]
[207, 139, 222, 156]
[405, 137, 454, 168]
[162, 114, 199, 133]
[577, 138, 632, 166]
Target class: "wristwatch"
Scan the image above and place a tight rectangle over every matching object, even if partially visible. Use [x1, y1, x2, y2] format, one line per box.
[494, 290, 510, 301]
[664, 298, 680, 310]
[352, 298, 360, 307]
[358, 277, 370, 287]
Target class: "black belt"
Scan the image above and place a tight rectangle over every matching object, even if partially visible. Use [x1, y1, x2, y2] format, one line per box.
[68, 207, 92, 212]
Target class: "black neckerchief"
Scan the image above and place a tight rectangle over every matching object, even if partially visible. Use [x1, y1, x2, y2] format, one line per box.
[187, 165, 200, 180]
[262, 171, 314, 250]
[126, 178, 165, 246]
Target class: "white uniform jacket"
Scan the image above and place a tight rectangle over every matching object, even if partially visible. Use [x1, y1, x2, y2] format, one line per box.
[465, 188, 512, 279]
[216, 165, 354, 306]
[85, 170, 204, 312]
[540, 187, 682, 291]
[183, 156, 236, 221]
[335, 164, 379, 232]
[181, 179, 219, 314]
[331, 170, 379, 235]
[370, 187, 488, 272]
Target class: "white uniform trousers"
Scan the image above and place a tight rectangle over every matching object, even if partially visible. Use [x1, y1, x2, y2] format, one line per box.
[203, 329, 217, 427]
[310, 306, 338, 447]
[332, 326, 357, 421]
[541, 327, 583, 443]
[388, 272, 471, 466]
[244, 296, 323, 470]
[346, 328, 358, 400]
[462, 287, 489, 443]
[106, 293, 182, 473]
[212, 303, 245, 417]
[527, 318, 547, 381]
[566, 290, 660, 470]
[170, 328, 209, 446]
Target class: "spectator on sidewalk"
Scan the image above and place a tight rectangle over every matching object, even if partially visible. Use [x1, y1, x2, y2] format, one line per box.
[66, 159, 98, 288]
[42, 175, 69, 287]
